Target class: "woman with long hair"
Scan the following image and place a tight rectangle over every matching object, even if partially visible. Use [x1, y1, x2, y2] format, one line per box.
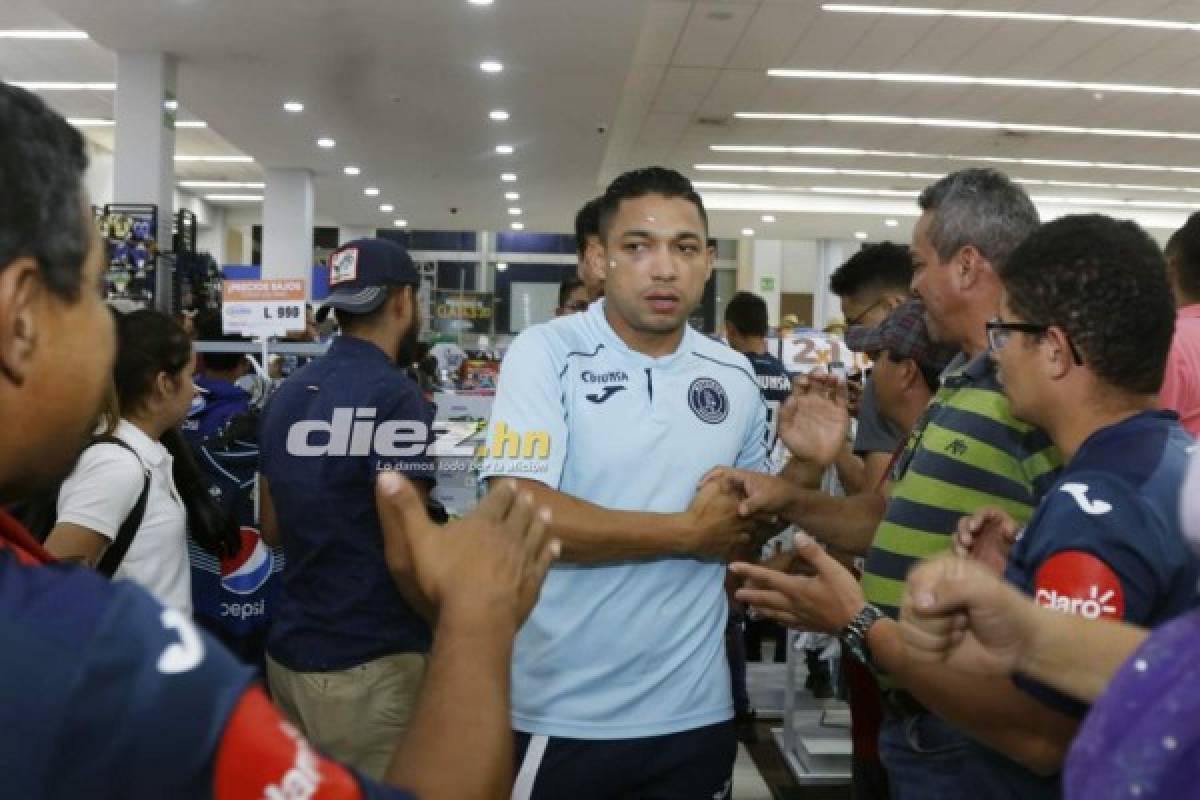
[44, 309, 238, 613]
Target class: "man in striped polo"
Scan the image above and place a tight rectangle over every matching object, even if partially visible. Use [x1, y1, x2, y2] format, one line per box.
[721, 169, 1064, 799]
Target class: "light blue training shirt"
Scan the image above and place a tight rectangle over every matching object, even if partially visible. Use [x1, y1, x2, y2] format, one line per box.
[480, 299, 768, 739]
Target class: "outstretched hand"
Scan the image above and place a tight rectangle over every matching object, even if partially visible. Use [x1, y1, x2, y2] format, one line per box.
[377, 473, 560, 630]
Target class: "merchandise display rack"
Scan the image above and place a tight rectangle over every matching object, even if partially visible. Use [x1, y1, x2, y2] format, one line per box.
[772, 629, 853, 786]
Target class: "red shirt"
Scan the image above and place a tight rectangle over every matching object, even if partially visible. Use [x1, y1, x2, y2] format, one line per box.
[1161, 304, 1200, 437]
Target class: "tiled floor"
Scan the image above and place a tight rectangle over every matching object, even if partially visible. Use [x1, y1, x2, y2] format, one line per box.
[734, 743, 774, 799]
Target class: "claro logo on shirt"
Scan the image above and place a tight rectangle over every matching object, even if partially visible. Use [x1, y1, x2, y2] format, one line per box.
[1034, 550, 1125, 621]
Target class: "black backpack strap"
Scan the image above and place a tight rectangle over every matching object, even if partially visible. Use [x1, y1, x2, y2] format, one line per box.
[91, 435, 152, 579]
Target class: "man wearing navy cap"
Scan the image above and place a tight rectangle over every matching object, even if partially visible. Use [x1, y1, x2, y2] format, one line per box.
[259, 237, 436, 779]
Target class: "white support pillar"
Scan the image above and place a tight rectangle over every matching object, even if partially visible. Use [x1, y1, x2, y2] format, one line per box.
[817, 239, 858, 328]
[751, 239, 784, 328]
[262, 168, 314, 297]
[113, 52, 176, 243]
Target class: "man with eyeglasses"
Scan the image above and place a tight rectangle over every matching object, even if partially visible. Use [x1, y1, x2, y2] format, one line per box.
[713, 169, 1065, 800]
[946, 214, 1197, 796]
[556, 276, 590, 316]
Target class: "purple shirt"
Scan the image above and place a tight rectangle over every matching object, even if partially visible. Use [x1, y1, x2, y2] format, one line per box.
[1065, 609, 1200, 798]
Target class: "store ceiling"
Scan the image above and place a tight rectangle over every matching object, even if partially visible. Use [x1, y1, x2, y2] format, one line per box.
[6, 0, 1200, 242]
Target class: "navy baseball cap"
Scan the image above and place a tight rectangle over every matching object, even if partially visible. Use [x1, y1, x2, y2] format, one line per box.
[317, 238, 420, 322]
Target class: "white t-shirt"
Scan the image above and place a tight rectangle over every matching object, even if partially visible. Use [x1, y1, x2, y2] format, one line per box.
[56, 419, 192, 615]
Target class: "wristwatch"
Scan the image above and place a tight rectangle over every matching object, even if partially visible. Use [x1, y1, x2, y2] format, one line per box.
[839, 603, 886, 669]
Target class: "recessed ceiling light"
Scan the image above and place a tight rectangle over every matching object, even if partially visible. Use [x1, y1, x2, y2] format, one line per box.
[0, 30, 88, 39]
[511, 222, 525, 230]
[761, 214, 776, 222]
[67, 118, 114, 127]
[12, 81, 114, 91]
[204, 194, 264, 202]
[480, 60, 504, 73]
[364, 187, 381, 197]
[343, 166, 361, 176]
[380, 203, 395, 213]
[501, 173, 518, 182]
[742, 228, 756, 236]
[283, 100, 305, 113]
[175, 155, 254, 163]
[820, 4, 1200, 33]
[854, 231, 869, 240]
[505, 191, 520, 200]
[489, 110, 510, 121]
[316, 137, 336, 148]
[163, 99, 178, 111]
[495, 144, 515, 155]
[393, 219, 408, 227]
[178, 181, 266, 189]
[885, 218, 899, 227]
[766, 68, 1200, 98]
[496, 262, 508, 271]
[508, 207, 523, 215]
[734, 112, 1200, 142]
[175, 120, 207, 129]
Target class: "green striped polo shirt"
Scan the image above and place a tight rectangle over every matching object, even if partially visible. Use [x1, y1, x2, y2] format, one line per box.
[862, 353, 1062, 620]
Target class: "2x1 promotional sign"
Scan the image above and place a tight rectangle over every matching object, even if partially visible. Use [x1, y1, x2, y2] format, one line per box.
[222, 280, 307, 337]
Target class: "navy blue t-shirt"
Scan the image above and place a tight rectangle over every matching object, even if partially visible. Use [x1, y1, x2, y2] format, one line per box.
[745, 351, 792, 468]
[967, 411, 1200, 799]
[0, 543, 412, 799]
[260, 335, 434, 672]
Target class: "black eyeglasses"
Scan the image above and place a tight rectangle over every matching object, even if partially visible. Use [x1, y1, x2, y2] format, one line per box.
[847, 298, 886, 327]
[985, 319, 1083, 365]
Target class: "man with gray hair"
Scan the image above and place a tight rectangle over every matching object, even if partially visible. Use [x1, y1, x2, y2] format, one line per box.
[714, 168, 1064, 799]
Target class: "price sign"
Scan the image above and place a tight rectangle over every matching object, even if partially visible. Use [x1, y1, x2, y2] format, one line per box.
[222, 279, 307, 337]
[781, 330, 873, 375]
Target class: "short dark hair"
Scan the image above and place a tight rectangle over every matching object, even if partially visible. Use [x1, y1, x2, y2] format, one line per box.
[724, 291, 768, 337]
[558, 276, 585, 308]
[918, 168, 1040, 270]
[194, 309, 249, 372]
[828, 241, 914, 299]
[0, 82, 91, 301]
[596, 167, 708, 243]
[1166, 211, 1200, 302]
[1000, 214, 1175, 395]
[574, 197, 603, 256]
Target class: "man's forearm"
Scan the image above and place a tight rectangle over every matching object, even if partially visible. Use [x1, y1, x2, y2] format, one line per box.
[782, 487, 885, 555]
[386, 617, 515, 798]
[511, 479, 688, 563]
[1017, 609, 1148, 704]
[867, 619, 1077, 775]
[833, 444, 866, 495]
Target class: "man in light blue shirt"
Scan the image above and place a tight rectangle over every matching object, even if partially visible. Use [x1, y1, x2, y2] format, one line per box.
[481, 167, 768, 799]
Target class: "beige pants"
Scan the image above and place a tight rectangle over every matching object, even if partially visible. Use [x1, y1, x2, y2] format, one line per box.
[267, 652, 427, 781]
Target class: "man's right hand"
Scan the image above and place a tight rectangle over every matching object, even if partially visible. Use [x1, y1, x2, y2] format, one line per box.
[376, 473, 560, 630]
[953, 507, 1020, 576]
[901, 555, 1039, 677]
[678, 477, 757, 559]
[700, 467, 799, 521]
